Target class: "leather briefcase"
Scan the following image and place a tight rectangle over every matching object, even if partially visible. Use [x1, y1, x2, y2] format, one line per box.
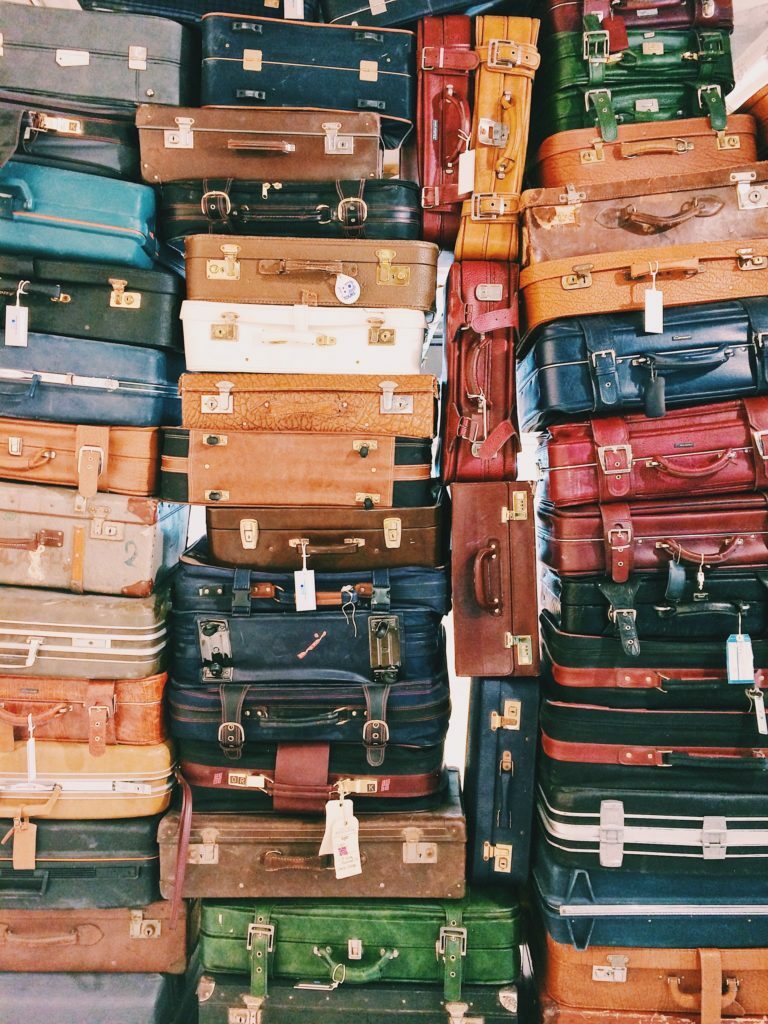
[205, 491, 448, 570]
[159, 768, 464, 900]
[451, 482, 539, 677]
[161, 429, 434, 508]
[201, 15, 414, 149]
[81, 0, 320, 23]
[545, 0, 733, 33]
[184, 236, 439, 311]
[417, 16, 477, 249]
[180, 373, 437, 439]
[441, 260, 519, 482]
[0, 972, 184, 1024]
[532, 115, 758, 188]
[137, 106, 382, 184]
[454, 16, 541, 261]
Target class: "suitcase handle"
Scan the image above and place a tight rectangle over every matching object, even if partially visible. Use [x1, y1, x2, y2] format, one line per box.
[312, 944, 399, 985]
[0, 375, 40, 401]
[262, 848, 368, 871]
[257, 258, 349, 277]
[254, 708, 351, 729]
[647, 449, 738, 479]
[657, 536, 744, 566]
[0, 923, 103, 947]
[619, 139, 696, 158]
[439, 87, 471, 168]
[0, 871, 49, 896]
[667, 975, 740, 1013]
[0, 637, 42, 670]
[628, 258, 701, 279]
[0, 180, 34, 218]
[298, 540, 370, 557]
[473, 540, 503, 614]
[0, 448, 56, 473]
[611, 197, 724, 235]
[495, 93, 523, 180]
[226, 139, 296, 153]
[0, 703, 71, 729]
[0, 530, 63, 552]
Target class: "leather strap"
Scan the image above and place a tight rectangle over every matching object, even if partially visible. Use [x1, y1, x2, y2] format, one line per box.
[587, 87, 618, 141]
[599, 502, 634, 583]
[698, 84, 727, 132]
[596, 578, 641, 655]
[744, 397, 768, 490]
[475, 40, 540, 74]
[441, 906, 465, 1002]
[699, 948, 722, 1024]
[74, 425, 110, 499]
[583, 318, 621, 408]
[273, 742, 331, 814]
[86, 695, 112, 758]
[475, 421, 516, 461]
[590, 418, 633, 500]
[540, 732, 768, 767]
[231, 568, 252, 616]
[219, 684, 249, 759]
[170, 769, 192, 930]
[362, 682, 391, 767]
[70, 526, 85, 594]
[421, 184, 464, 208]
[546, 659, 752, 689]
[421, 45, 479, 73]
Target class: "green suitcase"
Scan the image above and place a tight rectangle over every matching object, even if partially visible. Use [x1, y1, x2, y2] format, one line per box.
[199, 892, 522, 1002]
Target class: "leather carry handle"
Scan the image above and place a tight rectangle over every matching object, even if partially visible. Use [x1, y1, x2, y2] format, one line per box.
[439, 88, 471, 167]
[665, 752, 768, 770]
[667, 976, 740, 1012]
[647, 449, 737, 479]
[257, 258, 348, 276]
[2, 786, 62, 825]
[617, 197, 723, 234]
[0, 637, 42, 670]
[473, 541, 503, 614]
[0, 449, 55, 472]
[254, 708, 351, 729]
[619, 139, 693, 158]
[0, 924, 102, 946]
[629, 258, 701, 279]
[654, 600, 747, 620]
[657, 536, 743, 565]
[312, 945, 399, 985]
[495, 93, 523, 180]
[0, 375, 39, 401]
[227, 139, 294, 152]
[645, 350, 730, 373]
[0, 529, 63, 551]
[262, 849, 368, 871]
[297, 540, 368, 557]
[0, 702, 71, 728]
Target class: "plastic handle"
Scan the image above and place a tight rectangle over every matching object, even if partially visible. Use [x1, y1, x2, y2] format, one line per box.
[617, 197, 723, 234]
[0, 636, 42, 670]
[667, 976, 740, 1012]
[0, 530, 62, 551]
[658, 536, 743, 565]
[439, 88, 471, 167]
[255, 708, 347, 730]
[313, 945, 399, 985]
[0, 375, 39, 401]
[629, 258, 701, 279]
[0, 924, 102, 947]
[654, 600, 745, 620]
[473, 541, 503, 613]
[619, 139, 691, 158]
[0, 871, 49, 896]
[495, 93, 523, 180]
[0, 703, 71, 728]
[227, 139, 294, 152]
[666, 752, 768, 770]
[648, 350, 730, 373]
[648, 449, 737, 479]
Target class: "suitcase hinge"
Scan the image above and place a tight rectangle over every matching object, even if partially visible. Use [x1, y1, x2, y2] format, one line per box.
[129, 910, 161, 939]
[502, 635, 533, 665]
[501, 491, 528, 521]
[188, 827, 220, 864]
[593, 955, 629, 983]
[109, 279, 142, 309]
[482, 841, 512, 873]
[737, 247, 768, 271]
[368, 320, 397, 346]
[89, 508, 124, 540]
[701, 815, 728, 859]
[199, 619, 233, 681]
[29, 113, 83, 135]
[375, 249, 410, 286]
[402, 826, 438, 864]
[211, 312, 239, 341]
[490, 699, 522, 731]
[240, 519, 259, 550]
[323, 121, 355, 155]
[382, 516, 402, 548]
[128, 45, 147, 70]
[717, 131, 741, 150]
[368, 615, 401, 684]
[731, 171, 768, 210]
[207, 244, 241, 280]
[379, 380, 412, 414]
[201, 380, 235, 415]
[599, 800, 625, 868]
[478, 117, 510, 148]
[315, 334, 336, 346]
[164, 116, 195, 149]
[562, 263, 593, 289]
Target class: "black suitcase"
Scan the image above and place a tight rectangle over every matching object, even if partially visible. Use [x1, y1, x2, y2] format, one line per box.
[201, 15, 415, 149]
[160, 179, 422, 252]
[81, 0, 320, 23]
[0, 972, 185, 1024]
[464, 678, 539, 887]
[320, 0, 478, 26]
[0, 816, 161, 910]
[517, 298, 768, 431]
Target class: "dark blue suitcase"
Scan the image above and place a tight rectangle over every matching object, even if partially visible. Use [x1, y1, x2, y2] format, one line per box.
[0, 331, 183, 427]
[0, 972, 185, 1024]
[464, 678, 539, 887]
[81, 0, 320, 24]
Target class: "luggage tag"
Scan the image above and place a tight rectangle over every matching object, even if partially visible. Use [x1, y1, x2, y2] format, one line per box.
[294, 540, 316, 612]
[335, 274, 361, 305]
[726, 612, 765, 734]
[320, 788, 362, 878]
[644, 262, 664, 334]
[457, 139, 475, 199]
[1, 816, 37, 871]
[5, 280, 29, 347]
[283, 0, 305, 16]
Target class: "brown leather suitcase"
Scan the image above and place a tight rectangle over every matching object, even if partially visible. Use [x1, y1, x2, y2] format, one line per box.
[542, 998, 767, 1024]
[0, 419, 160, 499]
[545, 0, 734, 33]
[532, 115, 758, 188]
[184, 236, 439, 310]
[742, 85, 768, 156]
[451, 481, 539, 677]
[137, 105, 383, 183]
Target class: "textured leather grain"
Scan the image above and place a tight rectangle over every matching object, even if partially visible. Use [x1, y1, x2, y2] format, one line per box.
[742, 84, 768, 157]
[545, 0, 734, 33]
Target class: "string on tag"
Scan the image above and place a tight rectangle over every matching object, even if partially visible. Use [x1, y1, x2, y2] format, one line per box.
[697, 553, 705, 592]
[341, 585, 358, 639]
[26, 713, 36, 782]
[644, 260, 664, 334]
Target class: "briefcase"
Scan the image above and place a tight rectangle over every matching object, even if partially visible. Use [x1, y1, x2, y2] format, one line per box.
[81, 0, 320, 24]
[160, 429, 434, 508]
[0, 973, 184, 1024]
[544, 0, 733, 33]
[0, 586, 170, 680]
[518, 298, 768, 431]
[441, 261, 520, 482]
[179, 302, 427, 375]
[201, 15, 414, 149]
[184, 236, 439, 311]
[205, 490, 448, 570]
[464, 678, 539, 886]
[137, 106, 381, 184]
[452, 482, 539, 677]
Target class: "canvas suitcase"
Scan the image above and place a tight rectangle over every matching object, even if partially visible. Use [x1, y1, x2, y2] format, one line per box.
[441, 261, 520, 483]
[518, 299, 768, 431]
[0, 6, 196, 115]
[532, 115, 758, 189]
[179, 301, 427, 375]
[0, 586, 170, 680]
[417, 16, 476, 249]
[464, 677, 538, 886]
[198, 891, 521, 999]
[545, 0, 733, 33]
[184, 236, 439, 311]
[81, 0, 320, 23]
[200, 15, 414, 149]
[454, 17, 541, 261]
[205, 491, 448, 570]
[137, 106, 381, 184]
[0, 332, 182, 428]
[0, 160, 158, 268]
[0, 973, 184, 1024]
[451, 482, 539, 677]
[160, 429, 434, 508]
[0, 816, 161, 910]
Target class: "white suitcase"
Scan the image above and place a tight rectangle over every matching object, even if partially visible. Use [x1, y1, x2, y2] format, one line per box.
[180, 300, 428, 374]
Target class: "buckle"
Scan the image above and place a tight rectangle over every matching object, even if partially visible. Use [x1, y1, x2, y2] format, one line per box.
[585, 87, 612, 111]
[246, 923, 275, 952]
[218, 721, 245, 747]
[607, 607, 637, 623]
[77, 445, 104, 476]
[421, 46, 439, 70]
[337, 196, 368, 227]
[583, 29, 610, 61]
[590, 347, 616, 367]
[200, 190, 232, 218]
[362, 718, 390, 747]
[487, 39, 524, 69]
[754, 430, 768, 459]
[471, 193, 510, 221]
[597, 444, 633, 475]
[698, 83, 722, 103]
[607, 526, 632, 548]
[437, 926, 468, 956]
[421, 186, 437, 208]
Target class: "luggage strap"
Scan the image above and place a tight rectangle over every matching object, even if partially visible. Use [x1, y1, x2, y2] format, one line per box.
[169, 769, 192, 931]
[274, 742, 331, 813]
[421, 45, 479, 74]
[599, 503, 634, 583]
[595, 578, 641, 655]
[591, 418, 632, 501]
[438, 907, 467, 1002]
[541, 732, 768, 769]
[75, 425, 110, 503]
[744, 397, 768, 490]
[582, 319, 621, 409]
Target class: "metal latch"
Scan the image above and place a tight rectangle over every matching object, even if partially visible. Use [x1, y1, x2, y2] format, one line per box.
[56, 49, 90, 66]
[501, 491, 528, 521]
[437, 926, 467, 957]
[368, 615, 401, 684]
[580, 141, 604, 164]
[188, 827, 220, 864]
[89, 509, 124, 540]
[717, 131, 741, 151]
[593, 955, 629, 983]
[503, 635, 533, 665]
[227, 1003, 262, 1024]
[109, 279, 141, 309]
[203, 434, 228, 447]
[129, 910, 161, 939]
[731, 171, 768, 210]
[8, 437, 22, 456]
[475, 283, 503, 301]
[211, 313, 239, 341]
[31, 113, 83, 135]
[482, 841, 512, 873]
[164, 116, 195, 149]
[243, 49, 263, 71]
[368, 319, 396, 345]
[737, 247, 768, 271]
[379, 380, 412, 415]
[477, 118, 509, 147]
[490, 699, 521, 731]
[375, 249, 410, 286]
[198, 619, 233, 681]
[201, 381, 235, 415]
[323, 122, 354, 155]
[599, 800, 625, 868]
[402, 826, 438, 864]
[128, 45, 147, 70]
[353, 439, 378, 454]
[701, 816, 728, 859]
[347, 939, 363, 960]
[562, 264, 593, 290]
[206, 244, 241, 280]
[240, 519, 258, 550]
[382, 517, 402, 549]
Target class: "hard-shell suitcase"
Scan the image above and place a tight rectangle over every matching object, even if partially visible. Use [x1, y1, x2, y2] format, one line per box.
[205, 490, 449, 570]
[454, 17, 541, 261]
[541, 998, 768, 1024]
[0, 586, 170, 680]
[0, 973, 184, 1024]
[451, 482, 539, 677]
[0, 482, 188, 596]
[0, 6, 197, 114]
[201, 15, 414, 149]
[179, 301, 427, 375]
[441, 261, 520, 482]
[517, 299, 768, 431]
[321, 0, 473, 27]
[417, 17, 476, 249]
[184, 236, 439, 311]
[81, 0, 320, 23]
[532, 115, 758, 189]
[464, 677, 538, 886]
[0, 160, 158, 268]
[0, 332, 182, 428]
[160, 429, 434, 508]
[137, 106, 382, 184]
[0, 815, 161, 910]
[198, 891, 522, 999]
[545, 0, 734, 33]
[159, 768, 465, 900]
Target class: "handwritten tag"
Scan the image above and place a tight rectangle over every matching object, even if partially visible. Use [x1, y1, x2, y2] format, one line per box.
[457, 148, 476, 198]
[333, 814, 362, 879]
[319, 799, 351, 856]
[727, 633, 754, 686]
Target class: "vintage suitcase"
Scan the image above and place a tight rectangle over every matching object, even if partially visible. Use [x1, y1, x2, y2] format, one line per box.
[0, 6, 197, 114]
[159, 768, 464, 900]
[198, 891, 521, 998]
[0, 973, 184, 1024]
[81, 0, 320, 23]
[541, 998, 768, 1024]
[518, 299, 768, 431]
[321, 0, 475, 27]
[137, 106, 381, 184]
[743, 86, 768, 157]
[0, 586, 170, 680]
[0, 816, 161, 910]
[205, 491, 448, 570]
[454, 17, 541, 261]
[201, 15, 414, 149]
[417, 17, 476, 249]
[532, 115, 759, 188]
[179, 302, 427, 375]
[441, 261, 519, 482]
[545, 0, 734, 33]
[451, 482, 539, 677]
[160, 429, 434, 508]
[464, 677, 539, 886]
[0, 160, 158, 268]
[184, 236, 439, 311]
[520, 163, 768, 266]
[0, 484, 187, 596]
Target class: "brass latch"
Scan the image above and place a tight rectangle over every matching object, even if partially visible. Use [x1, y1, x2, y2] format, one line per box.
[482, 841, 512, 873]
[243, 49, 263, 71]
[211, 313, 239, 341]
[368, 319, 396, 345]
[501, 491, 528, 521]
[109, 279, 142, 309]
[593, 955, 629, 983]
[717, 131, 741, 150]
[375, 249, 410, 286]
[129, 910, 161, 939]
[188, 827, 220, 864]
[352, 439, 378, 453]
[580, 141, 604, 164]
[383, 517, 402, 549]
[562, 264, 593, 290]
[315, 334, 336, 346]
[737, 247, 768, 271]
[206, 244, 241, 280]
[490, 699, 522, 731]
[503, 634, 534, 665]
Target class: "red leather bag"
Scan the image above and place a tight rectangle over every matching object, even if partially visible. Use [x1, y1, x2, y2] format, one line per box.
[544, 0, 733, 36]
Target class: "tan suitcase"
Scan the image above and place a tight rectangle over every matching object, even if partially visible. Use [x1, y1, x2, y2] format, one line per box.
[541, 997, 766, 1024]
[742, 84, 768, 157]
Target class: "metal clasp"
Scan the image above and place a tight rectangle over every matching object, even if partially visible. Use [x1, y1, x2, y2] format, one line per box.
[597, 444, 633, 476]
[206, 244, 241, 280]
[164, 116, 195, 149]
[109, 279, 141, 309]
[379, 380, 412, 414]
[375, 249, 410, 286]
[323, 122, 354, 155]
[201, 380, 234, 414]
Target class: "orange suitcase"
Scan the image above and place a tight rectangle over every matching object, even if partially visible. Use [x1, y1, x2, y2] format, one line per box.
[542, 996, 767, 1024]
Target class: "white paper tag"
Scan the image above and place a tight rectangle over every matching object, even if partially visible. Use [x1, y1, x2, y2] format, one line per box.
[644, 286, 664, 334]
[294, 568, 316, 612]
[457, 148, 476, 198]
[319, 798, 352, 856]
[284, 0, 304, 17]
[335, 273, 361, 305]
[751, 689, 768, 735]
[333, 813, 362, 879]
[5, 303, 28, 347]
[727, 633, 754, 685]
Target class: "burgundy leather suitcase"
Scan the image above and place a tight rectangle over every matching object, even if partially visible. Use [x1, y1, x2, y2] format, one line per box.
[545, 0, 733, 35]
[441, 261, 520, 483]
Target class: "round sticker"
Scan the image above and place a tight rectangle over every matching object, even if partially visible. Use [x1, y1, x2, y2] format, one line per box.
[335, 273, 361, 305]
